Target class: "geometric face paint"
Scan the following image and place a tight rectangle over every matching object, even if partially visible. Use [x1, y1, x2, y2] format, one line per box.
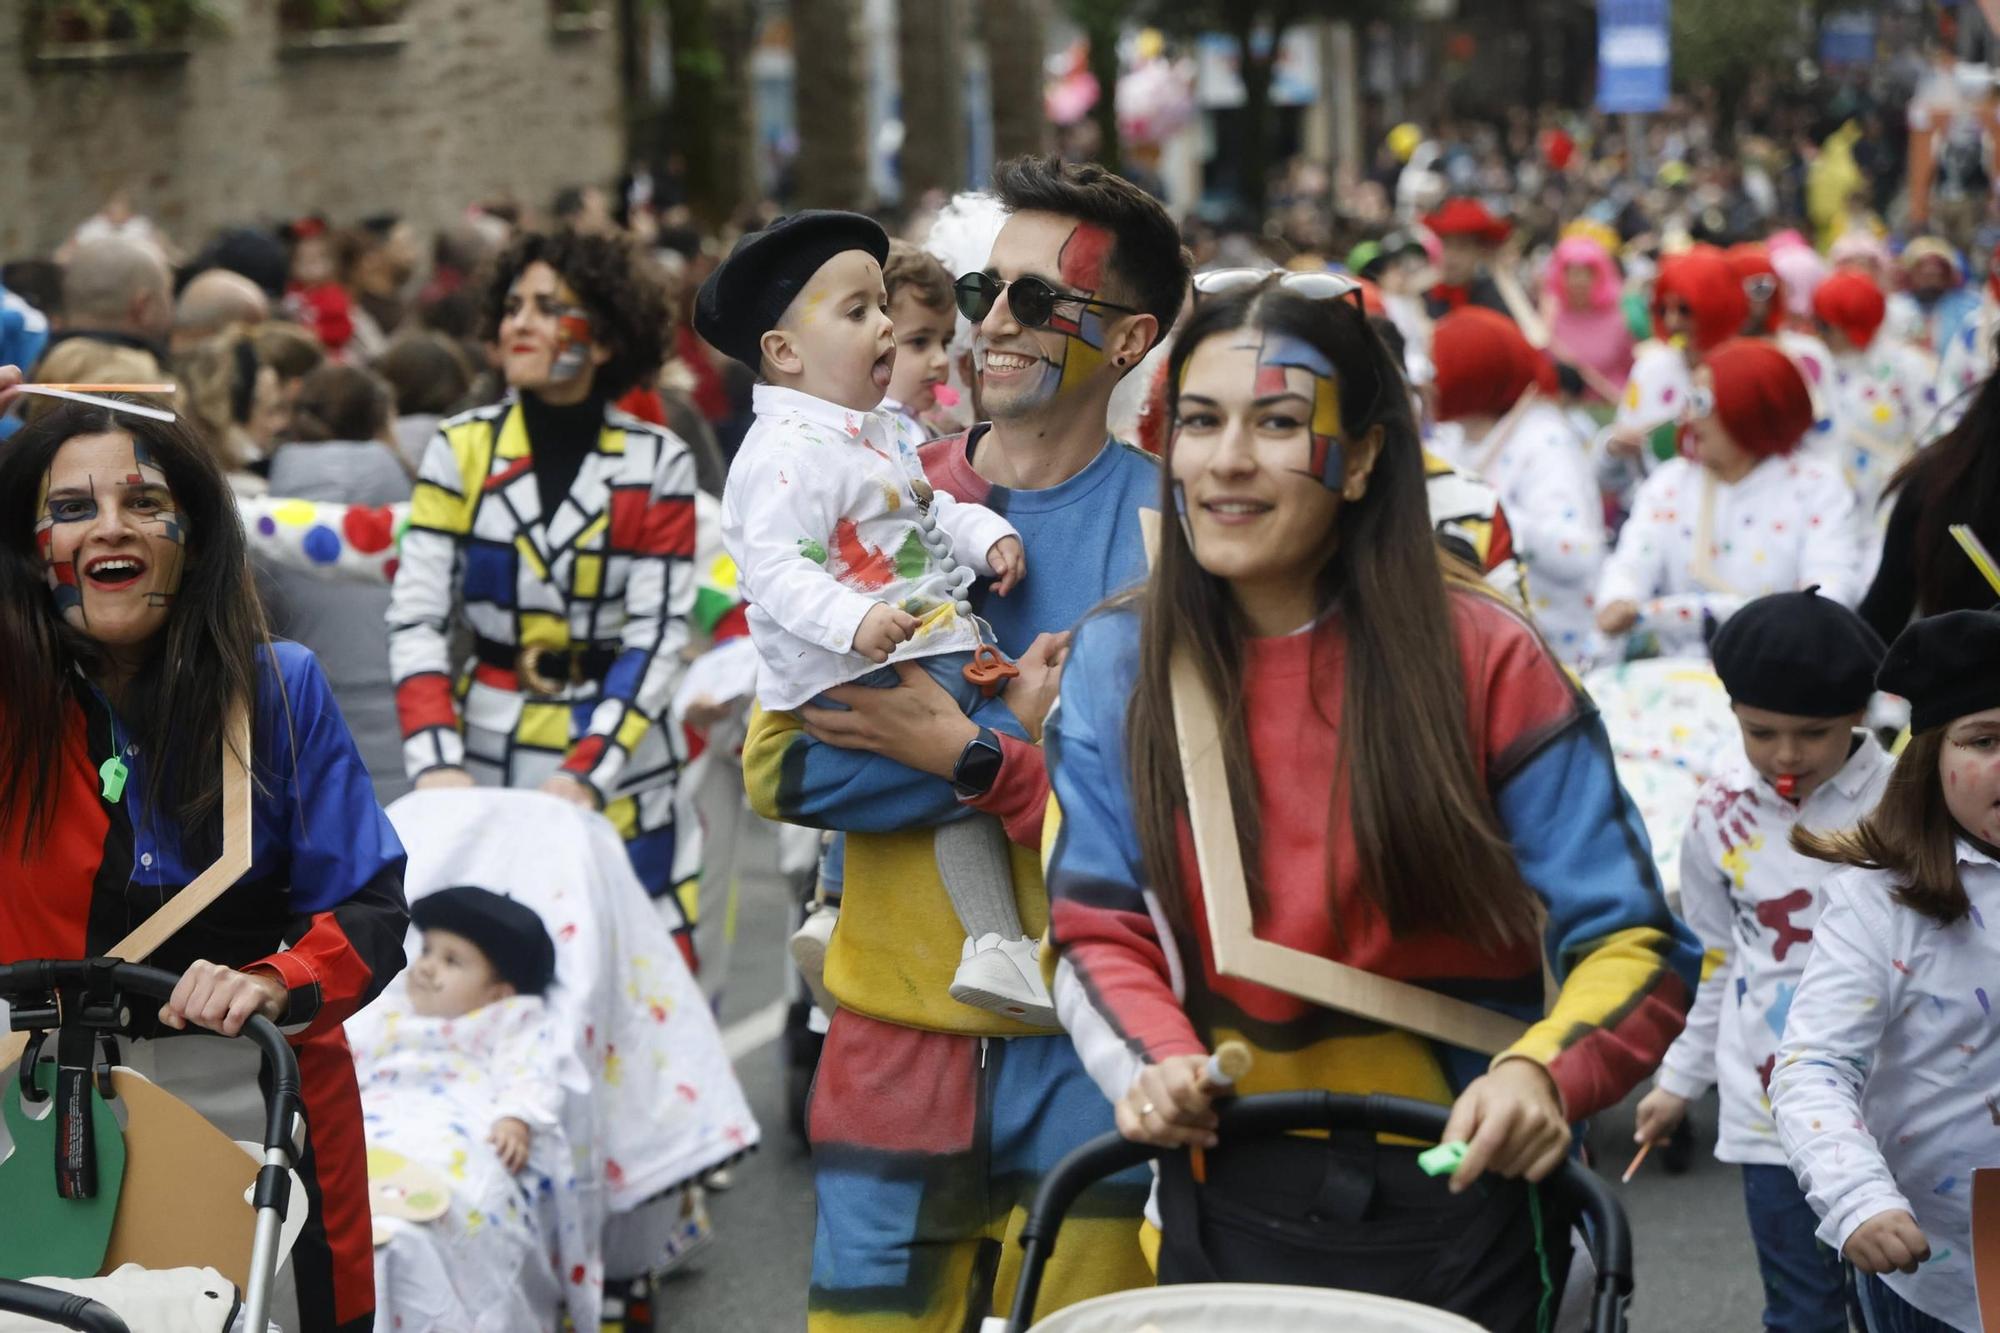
[1251, 332, 1346, 490]
[547, 303, 597, 383]
[1045, 223, 1116, 398]
[36, 431, 187, 639]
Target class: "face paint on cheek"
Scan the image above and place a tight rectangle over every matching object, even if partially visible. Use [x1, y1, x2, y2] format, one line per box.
[1045, 225, 1116, 398]
[1256, 333, 1346, 489]
[548, 306, 595, 382]
[36, 471, 90, 628]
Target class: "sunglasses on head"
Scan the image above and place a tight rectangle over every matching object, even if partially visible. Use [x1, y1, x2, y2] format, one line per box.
[953, 272, 1140, 330]
[1193, 268, 1367, 312]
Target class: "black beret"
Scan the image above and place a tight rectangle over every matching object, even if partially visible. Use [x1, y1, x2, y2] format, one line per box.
[1710, 586, 1885, 718]
[412, 886, 557, 996]
[1878, 607, 2000, 733]
[693, 210, 890, 370]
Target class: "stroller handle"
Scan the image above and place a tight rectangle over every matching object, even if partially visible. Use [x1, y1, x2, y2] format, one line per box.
[0, 1281, 129, 1333]
[1001, 1091, 1632, 1333]
[0, 959, 302, 1159]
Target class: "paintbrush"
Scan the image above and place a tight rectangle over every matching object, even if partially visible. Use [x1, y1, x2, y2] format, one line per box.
[1191, 1040, 1253, 1184]
[1621, 1139, 1653, 1184]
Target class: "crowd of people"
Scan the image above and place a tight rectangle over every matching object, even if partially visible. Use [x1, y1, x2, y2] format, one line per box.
[4, 58, 2000, 1333]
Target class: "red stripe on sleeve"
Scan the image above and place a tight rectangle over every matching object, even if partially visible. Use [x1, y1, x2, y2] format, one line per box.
[394, 672, 458, 738]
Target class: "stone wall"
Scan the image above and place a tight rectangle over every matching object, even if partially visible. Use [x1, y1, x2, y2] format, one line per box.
[0, 0, 626, 259]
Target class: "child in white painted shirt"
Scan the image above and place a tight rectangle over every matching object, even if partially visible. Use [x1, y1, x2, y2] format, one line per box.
[695, 210, 1055, 1026]
[1596, 338, 1863, 659]
[1772, 608, 2000, 1333]
[1634, 588, 1892, 1333]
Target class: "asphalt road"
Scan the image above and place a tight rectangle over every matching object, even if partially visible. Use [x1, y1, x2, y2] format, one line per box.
[658, 823, 1771, 1332]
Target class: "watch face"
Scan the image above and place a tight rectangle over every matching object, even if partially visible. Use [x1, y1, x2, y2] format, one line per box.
[955, 736, 1004, 796]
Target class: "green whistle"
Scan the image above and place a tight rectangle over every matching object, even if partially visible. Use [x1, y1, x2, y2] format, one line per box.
[99, 755, 128, 803]
[1417, 1140, 1469, 1178]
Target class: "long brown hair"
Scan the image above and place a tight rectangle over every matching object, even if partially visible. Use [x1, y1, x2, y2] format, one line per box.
[1794, 728, 1970, 924]
[0, 400, 269, 857]
[1125, 286, 1541, 952]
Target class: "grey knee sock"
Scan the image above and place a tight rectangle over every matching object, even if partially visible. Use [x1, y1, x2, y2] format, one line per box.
[934, 814, 1024, 941]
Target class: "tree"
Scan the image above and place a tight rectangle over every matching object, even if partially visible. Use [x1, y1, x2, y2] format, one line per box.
[1670, 0, 1808, 141]
[792, 0, 871, 209]
[898, 0, 969, 198]
[1066, 0, 1127, 173]
[1141, 0, 1401, 211]
[981, 0, 1052, 162]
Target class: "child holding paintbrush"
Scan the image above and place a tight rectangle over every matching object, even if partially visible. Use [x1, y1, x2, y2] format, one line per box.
[1633, 588, 1891, 1333]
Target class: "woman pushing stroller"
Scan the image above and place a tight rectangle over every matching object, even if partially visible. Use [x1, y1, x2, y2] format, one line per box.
[1043, 280, 1701, 1329]
[0, 383, 409, 1333]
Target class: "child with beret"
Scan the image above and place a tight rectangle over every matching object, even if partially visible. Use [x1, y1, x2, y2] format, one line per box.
[1634, 588, 1892, 1333]
[1596, 338, 1865, 659]
[695, 211, 1054, 1025]
[403, 885, 562, 1171]
[1771, 608, 2000, 1332]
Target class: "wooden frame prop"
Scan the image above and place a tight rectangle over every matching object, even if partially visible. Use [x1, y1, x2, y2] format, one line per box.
[1141, 510, 1531, 1055]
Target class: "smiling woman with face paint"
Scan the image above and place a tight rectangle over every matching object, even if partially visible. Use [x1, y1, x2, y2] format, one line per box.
[1044, 282, 1699, 1328]
[0, 399, 410, 1332]
[387, 229, 704, 953]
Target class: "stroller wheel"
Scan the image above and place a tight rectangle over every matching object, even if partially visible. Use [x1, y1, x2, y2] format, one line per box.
[782, 999, 824, 1147]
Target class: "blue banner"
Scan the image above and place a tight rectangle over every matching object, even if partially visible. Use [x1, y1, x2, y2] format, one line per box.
[1819, 12, 1877, 69]
[1598, 0, 1671, 115]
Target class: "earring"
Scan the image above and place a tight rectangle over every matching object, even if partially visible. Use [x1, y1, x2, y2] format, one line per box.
[1116, 357, 1126, 366]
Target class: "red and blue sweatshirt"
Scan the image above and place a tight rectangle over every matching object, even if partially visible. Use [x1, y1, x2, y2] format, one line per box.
[1046, 592, 1699, 1121]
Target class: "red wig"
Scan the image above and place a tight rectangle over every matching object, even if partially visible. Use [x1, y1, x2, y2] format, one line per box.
[1811, 269, 1888, 351]
[1432, 306, 1556, 422]
[1724, 244, 1785, 335]
[1706, 338, 1813, 459]
[1653, 247, 1751, 354]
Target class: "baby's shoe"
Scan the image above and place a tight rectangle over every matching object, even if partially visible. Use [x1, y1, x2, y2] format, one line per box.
[789, 903, 838, 1017]
[948, 934, 1059, 1028]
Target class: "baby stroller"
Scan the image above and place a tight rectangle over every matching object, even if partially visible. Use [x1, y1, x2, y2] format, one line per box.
[0, 959, 301, 1333]
[986, 1091, 1634, 1333]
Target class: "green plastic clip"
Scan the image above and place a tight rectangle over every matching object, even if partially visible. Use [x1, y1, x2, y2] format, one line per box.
[1417, 1140, 1469, 1178]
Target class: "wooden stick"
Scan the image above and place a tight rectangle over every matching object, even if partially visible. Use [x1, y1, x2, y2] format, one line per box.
[1190, 1040, 1254, 1184]
[31, 383, 177, 394]
[1621, 1139, 1653, 1184]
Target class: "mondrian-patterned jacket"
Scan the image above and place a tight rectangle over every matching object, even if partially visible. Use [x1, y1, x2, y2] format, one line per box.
[387, 396, 698, 799]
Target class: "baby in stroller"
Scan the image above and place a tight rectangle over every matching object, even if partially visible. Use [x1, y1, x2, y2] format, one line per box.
[396, 887, 562, 1171]
[354, 885, 598, 1333]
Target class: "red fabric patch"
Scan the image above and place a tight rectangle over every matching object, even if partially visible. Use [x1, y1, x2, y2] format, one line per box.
[472, 663, 517, 692]
[1059, 223, 1114, 293]
[806, 1009, 979, 1154]
[561, 734, 608, 776]
[394, 673, 458, 736]
[484, 457, 532, 493]
[295, 1031, 378, 1324]
[609, 490, 695, 557]
[342, 504, 396, 555]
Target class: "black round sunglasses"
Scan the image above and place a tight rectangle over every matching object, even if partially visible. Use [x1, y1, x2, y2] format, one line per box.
[953, 272, 1141, 329]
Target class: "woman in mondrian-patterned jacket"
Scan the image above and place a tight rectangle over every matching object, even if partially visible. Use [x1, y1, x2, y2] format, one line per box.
[386, 230, 700, 945]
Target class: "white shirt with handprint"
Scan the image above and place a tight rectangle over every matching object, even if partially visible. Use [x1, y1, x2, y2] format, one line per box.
[722, 384, 1017, 709]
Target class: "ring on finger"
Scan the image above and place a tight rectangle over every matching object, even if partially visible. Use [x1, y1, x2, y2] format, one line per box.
[1140, 1102, 1156, 1117]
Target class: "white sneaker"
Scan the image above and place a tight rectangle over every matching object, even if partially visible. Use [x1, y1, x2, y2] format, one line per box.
[789, 905, 838, 1017]
[948, 933, 1060, 1028]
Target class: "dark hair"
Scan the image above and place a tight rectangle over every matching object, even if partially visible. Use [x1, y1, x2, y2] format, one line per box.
[552, 187, 588, 221]
[481, 230, 670, 400]
[374, 332, 474, 417]
[1125, 285, 1540, 950]
[992, 154, 1191, 350]
[250, 320, 327, 384]
[289, 363, 394, 444]
[883, 239, 953, 313]
[1886, 371, 2000, 618]
[1794, 729, 1968, 923]
[0, 401, 269, 856]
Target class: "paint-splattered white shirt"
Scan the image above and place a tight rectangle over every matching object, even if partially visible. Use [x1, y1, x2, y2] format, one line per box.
[721, 384, 1017, 709]
[1430, 396, 1605, 664]
[1595, 454, 1865, 658]
[1771, 844, 2000, 1332]
[1656, 734, 1893, 1165]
